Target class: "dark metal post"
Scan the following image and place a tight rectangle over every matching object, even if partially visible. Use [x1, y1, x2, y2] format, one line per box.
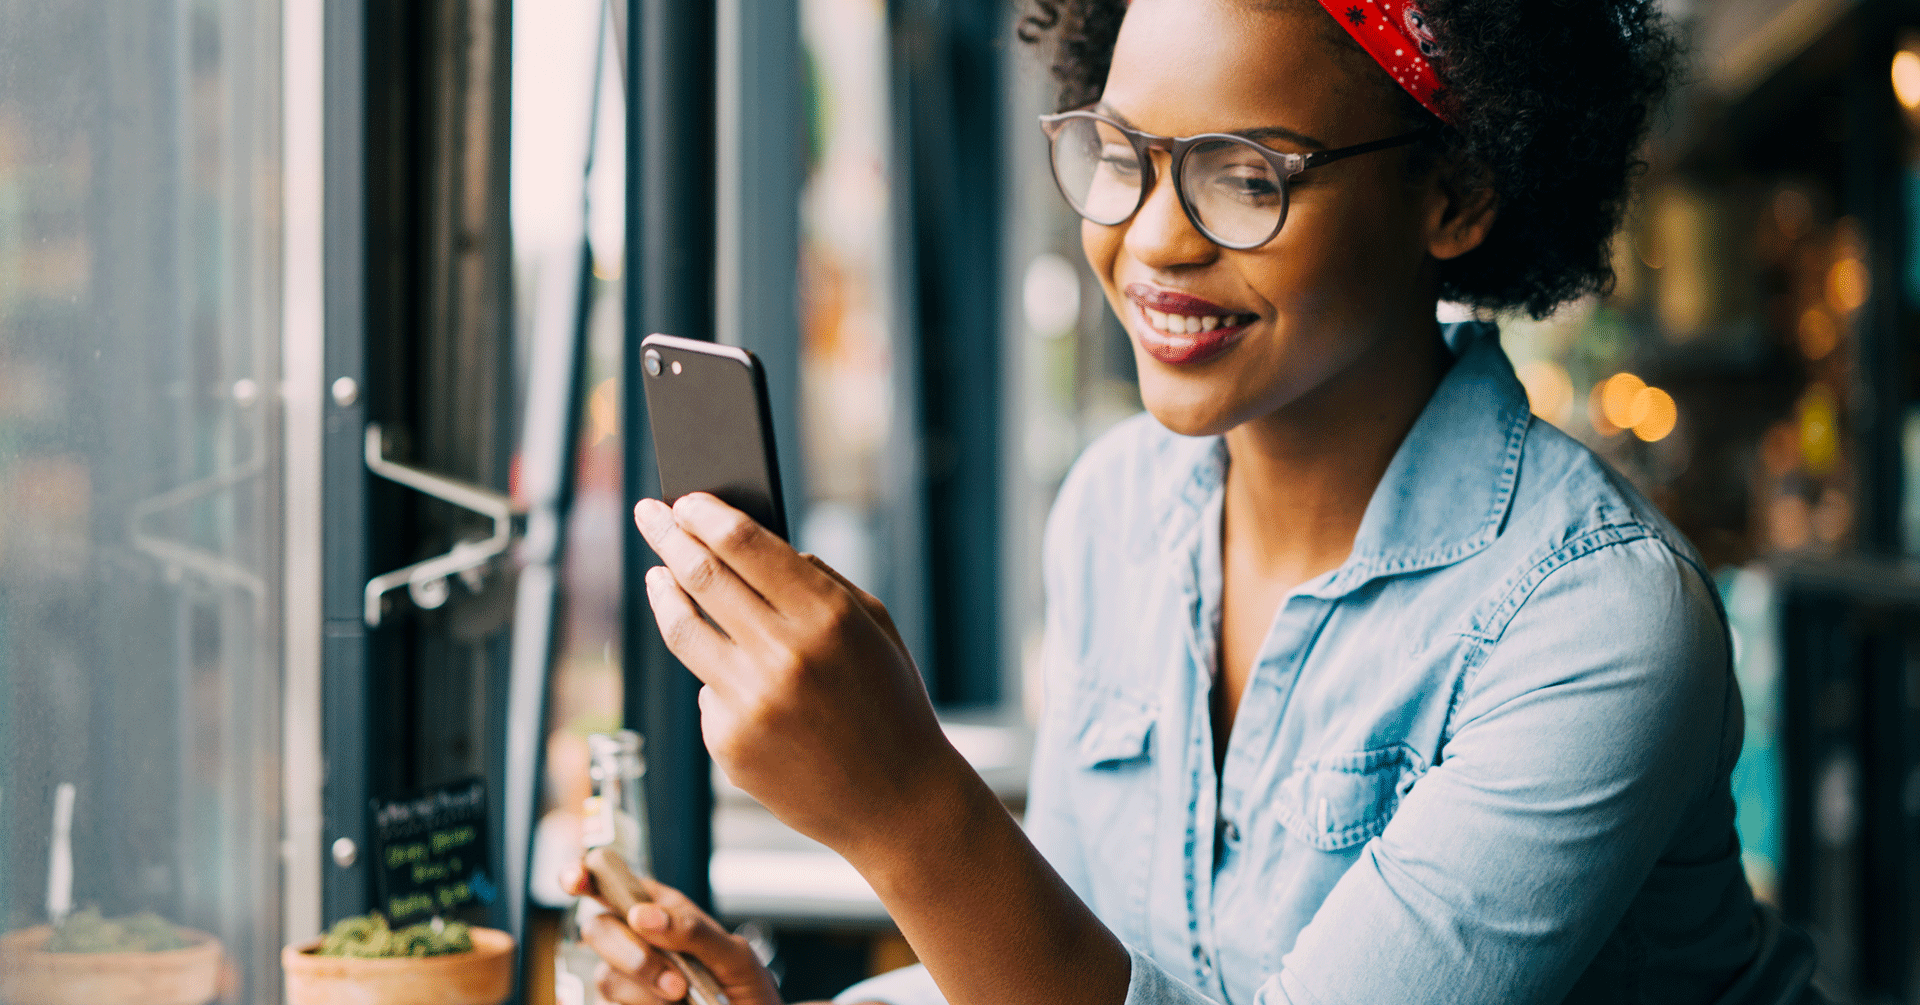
[1843, 10, 1914, 996]
[624, 0, 718, 909]
[891, 0, 1005, 707]
[320, 0, 376, 925]
[1849, 3, 1908, 558]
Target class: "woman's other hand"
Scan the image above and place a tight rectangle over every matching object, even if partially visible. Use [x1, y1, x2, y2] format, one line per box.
[632, 494, 974, 860]
[561, 862, 783, 1005]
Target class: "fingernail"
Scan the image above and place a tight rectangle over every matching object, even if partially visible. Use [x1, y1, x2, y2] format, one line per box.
[616, 940, 648, 973]
[675, 492, 717, 516]
[658, 970, 685, 995]
[634, 498, 670, 535]
[644, 566, 669, 592]
[631, 904, 668, 931]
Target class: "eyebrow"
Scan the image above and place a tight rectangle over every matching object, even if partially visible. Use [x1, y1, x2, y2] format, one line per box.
[1093, 104, 1329, 150]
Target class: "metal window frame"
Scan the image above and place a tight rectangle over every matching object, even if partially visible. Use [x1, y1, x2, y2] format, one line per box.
[317, 0, 376, 926]
[623, 0, 720, 910]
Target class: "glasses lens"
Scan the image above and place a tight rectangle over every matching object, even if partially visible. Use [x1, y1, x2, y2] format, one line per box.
[1180, 138, 1287, 247]
[1049, 117, 1143, 226]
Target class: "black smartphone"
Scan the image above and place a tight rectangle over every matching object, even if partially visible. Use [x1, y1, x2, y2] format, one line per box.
[639, 333, 790, 541]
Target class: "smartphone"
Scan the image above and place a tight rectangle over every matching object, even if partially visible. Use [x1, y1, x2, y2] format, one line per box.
[639, 333, 789, 540]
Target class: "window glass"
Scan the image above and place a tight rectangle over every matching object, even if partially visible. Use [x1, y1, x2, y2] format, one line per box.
[0, 1, 284, 1001]
[508, 0, 629, 909]
[797, 0, 898, 597]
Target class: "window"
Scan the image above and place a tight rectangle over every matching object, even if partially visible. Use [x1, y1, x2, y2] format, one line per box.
[0, 1, 289, 998]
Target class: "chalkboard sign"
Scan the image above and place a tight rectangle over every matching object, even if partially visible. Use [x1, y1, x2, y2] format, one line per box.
[369, 778, 497, 924]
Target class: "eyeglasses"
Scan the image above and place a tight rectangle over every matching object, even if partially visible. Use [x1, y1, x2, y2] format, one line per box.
[1038, 107, 1426, 250]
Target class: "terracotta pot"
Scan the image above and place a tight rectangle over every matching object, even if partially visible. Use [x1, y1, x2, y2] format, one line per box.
[0, 924, 223, 1005]
[281, 927, 513, 1005]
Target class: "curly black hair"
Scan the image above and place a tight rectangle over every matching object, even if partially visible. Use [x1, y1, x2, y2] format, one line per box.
[1019, 0, 1682, 320]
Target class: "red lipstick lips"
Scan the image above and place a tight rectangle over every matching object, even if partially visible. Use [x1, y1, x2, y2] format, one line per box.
[1123, 284, 1255, 366]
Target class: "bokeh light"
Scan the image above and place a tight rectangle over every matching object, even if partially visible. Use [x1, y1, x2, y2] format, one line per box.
[1761, 421, 1801, 477]
[1601, 372, 1650, 429]
[1812, 487, 1853, 544]
[1588, 381, 1621, 437]
[1894, 49, 1920, 109]
[1796, 306, 1838, 360]
[1827, 256, 1869, 314]
[1631, 387, 1678, 442]
[1798, 383, 1840, 475]
[1769, 493, 1813, 550]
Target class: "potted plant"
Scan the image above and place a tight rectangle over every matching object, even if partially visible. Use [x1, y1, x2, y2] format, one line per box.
[0, 907, 224, 1005]
[281, 913, 512, 1005]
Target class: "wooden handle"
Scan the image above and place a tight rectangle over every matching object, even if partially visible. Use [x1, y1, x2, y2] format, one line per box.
[582, 847, 731, 1005]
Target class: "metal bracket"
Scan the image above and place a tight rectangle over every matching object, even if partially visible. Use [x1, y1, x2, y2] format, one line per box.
[363, 423, 518, 627]
[129, 458, 269, 598]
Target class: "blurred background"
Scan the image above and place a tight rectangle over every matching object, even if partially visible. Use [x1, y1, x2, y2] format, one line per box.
[1, 0, 1918, 1002]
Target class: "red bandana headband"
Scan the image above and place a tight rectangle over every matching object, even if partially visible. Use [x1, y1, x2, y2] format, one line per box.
[1317, 0, 1450, 122]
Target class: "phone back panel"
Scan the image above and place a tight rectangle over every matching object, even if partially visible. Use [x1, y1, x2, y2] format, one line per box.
[640, 335, 789, 541]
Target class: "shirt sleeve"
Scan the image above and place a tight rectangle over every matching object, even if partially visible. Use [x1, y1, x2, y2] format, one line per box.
[834, 964, 945, 1005]
[1267, 536, 1737, 1005]
[833, 948, 1227, 1005]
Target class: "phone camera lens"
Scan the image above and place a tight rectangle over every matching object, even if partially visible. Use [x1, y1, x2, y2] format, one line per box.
[644, 348, 662, 376]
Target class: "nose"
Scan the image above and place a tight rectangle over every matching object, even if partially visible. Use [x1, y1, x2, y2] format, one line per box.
[1123, 151, 1218, 270]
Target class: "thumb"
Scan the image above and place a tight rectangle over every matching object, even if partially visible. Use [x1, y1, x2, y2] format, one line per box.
[626, 885, 761, 987]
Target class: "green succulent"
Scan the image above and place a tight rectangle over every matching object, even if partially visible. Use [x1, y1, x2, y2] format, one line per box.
[44, 907, 190, 953]
[314, 913, 472, 958]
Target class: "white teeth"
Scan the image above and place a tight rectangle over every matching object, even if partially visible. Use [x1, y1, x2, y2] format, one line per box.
[1142, 306, 1253, 335]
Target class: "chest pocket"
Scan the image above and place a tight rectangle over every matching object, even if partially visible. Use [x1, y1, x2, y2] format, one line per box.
[1274, 744, 1424, 852]
[1076, 707, 1154, 767]
[1066, 695, 1158, 935]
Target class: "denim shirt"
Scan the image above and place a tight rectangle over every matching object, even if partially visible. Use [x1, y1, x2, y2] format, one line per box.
[838, 324, 1811, 1005]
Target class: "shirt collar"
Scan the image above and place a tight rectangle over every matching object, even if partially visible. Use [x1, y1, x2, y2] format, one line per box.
[1148, 321, 1530, 599]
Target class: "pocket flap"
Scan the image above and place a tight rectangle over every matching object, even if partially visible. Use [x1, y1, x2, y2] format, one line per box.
[1275, 745, 1421, 851]
[1076, 709, 1155, 768]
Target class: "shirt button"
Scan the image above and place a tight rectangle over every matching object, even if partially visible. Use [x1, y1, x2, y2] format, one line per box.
[1225, 820, 1241, 843]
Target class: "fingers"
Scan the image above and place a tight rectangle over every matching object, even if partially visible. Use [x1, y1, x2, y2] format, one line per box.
[644, 567, 734, 689]
[559, 863, 594, 899]
[635, 498, 776, 639]
[625, 884, 761, 984]
[666, 493, 827, 606]
[581, 912, 673, 992]
[594, 960, 683, 1005]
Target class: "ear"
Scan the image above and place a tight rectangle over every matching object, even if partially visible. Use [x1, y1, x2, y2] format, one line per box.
[1421, 159, 1498, 261]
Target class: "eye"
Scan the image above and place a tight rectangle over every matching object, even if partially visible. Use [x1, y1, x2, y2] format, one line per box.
[1202, 166, 1282, 203]
[1098, 145, 1141, 178]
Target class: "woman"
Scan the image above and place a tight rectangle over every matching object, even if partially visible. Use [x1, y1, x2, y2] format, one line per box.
[564, 0, 1821, 1002]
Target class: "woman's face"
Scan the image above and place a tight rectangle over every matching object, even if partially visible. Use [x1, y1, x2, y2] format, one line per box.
[1085, 0, 1442, 437]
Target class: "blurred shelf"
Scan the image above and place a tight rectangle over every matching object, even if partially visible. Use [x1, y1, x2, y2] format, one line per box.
[710, 720, 1032, 926]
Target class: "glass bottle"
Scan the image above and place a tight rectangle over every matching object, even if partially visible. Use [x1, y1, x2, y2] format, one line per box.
[555, 730, 651, 1005]
[583, 730, 651, 867]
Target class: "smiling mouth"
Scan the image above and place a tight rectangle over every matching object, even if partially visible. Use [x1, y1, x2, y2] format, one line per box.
[1123, 284, 1257, 365]
[1138, 306, 1257, 337]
